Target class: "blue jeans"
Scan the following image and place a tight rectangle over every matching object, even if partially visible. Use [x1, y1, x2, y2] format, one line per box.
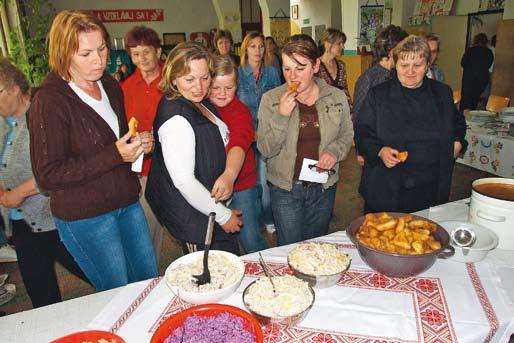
[257, 152, 274, 226]
[231, 185, 268, 253]
[270, 182, 336, 246]
[54, 201, 158, 291]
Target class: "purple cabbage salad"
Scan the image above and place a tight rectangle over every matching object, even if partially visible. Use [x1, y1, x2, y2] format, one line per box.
[164, 312, 256, 343]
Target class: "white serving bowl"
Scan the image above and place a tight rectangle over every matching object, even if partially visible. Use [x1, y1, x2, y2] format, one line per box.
[439, 221, 498, 263]
[164, 250, 244, 304]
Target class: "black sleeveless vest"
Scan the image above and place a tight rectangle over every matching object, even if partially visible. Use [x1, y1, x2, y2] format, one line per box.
[146, 95, 228, 244]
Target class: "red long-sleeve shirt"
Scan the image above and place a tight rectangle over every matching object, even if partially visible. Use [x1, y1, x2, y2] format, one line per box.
[216, 98, 257, 192]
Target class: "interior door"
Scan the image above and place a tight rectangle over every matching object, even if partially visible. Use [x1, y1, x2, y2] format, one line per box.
[431, 15, 468, 91]
[491, 19, 514, 102]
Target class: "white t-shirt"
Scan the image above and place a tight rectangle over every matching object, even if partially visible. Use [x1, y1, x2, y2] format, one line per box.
[158, 105, 231, 225]
[69, 80, 120, 138]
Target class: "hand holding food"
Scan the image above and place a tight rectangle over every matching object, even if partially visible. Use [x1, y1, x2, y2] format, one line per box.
[378, 146, 400, 168]
[397, 151, 409, 162]
[115, 131, 144, 162]
[356, 212, 442, 255]
[279, 88, 298, 116]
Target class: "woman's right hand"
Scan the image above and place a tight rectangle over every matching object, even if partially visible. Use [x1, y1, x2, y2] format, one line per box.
[115, 131, 144, 162]
[279, 90, 297, 116]
[378, 146, 400, 168]
[221, 209, 243, 233]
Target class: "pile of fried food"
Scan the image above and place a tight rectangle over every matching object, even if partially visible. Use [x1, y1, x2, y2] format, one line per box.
[356, 213, 442, 255]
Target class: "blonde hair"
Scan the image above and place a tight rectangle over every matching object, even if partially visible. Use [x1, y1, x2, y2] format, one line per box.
[159, 41, 212, 99]
[239, 32, 271, 68]
[211, 54, 238, 82]
[393, 35, 431, 64]
[319, 28, 346, 54]
[48, 10, 109, 81]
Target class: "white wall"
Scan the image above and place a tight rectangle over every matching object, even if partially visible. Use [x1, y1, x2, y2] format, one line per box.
[290, 0, 332, 37]
[49, 0, 220, 47]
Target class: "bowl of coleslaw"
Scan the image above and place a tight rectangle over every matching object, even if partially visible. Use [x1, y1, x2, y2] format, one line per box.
[165, 250, 244, 304]
[242, 275, 315, 327]
[287, 242, 351, 288]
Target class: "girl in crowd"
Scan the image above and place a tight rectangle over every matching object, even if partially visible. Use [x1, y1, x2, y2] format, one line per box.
[209, 55, 268, 253]
[257, 34, 353, 245]
[29, 10, 157, 291]
[213, 29, 240, 66]
[355, 35, 467, 213]
[146, 42, 242, 255]
[237, 32, 282, 233]
[317, 28, 353, 113]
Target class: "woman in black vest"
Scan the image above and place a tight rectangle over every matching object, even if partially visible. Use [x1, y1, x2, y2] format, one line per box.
[146, 42, 242, 255]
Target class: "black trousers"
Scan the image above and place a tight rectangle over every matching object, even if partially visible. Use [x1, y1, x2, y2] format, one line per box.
[181, 235, 240, 256]
[12, 220, 89, 308]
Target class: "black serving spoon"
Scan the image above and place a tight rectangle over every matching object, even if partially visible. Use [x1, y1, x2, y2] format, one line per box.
[192, 212, 216, 286]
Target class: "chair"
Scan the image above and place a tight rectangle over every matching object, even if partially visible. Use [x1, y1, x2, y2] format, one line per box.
[486, 95, 510, 112]
[453, 90, 462, 105]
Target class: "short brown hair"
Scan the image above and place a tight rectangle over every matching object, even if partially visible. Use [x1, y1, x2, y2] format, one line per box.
[211, 54, 238, 82]
[159, 41, 212, 99]
[372, 25, 408, 64]
[319, 28, 346, 54]
[125, 26, 161, 50]
[214, 30, 233, 47]
[240, 32, 270, 68]
[48, 10, 109, 81]
[0, 57, 30, 95]
[393, 35, 431, 64]
[281, 34, 319, 67]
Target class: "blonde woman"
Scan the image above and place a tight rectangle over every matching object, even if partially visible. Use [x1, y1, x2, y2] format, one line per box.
[317, 28, 352, 112]
[146, 42, 242, 255]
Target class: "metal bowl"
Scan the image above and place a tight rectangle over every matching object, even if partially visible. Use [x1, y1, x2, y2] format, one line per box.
[242, 278, 315, 328]
[346, 213, 454, 278]
[287, 247, 351, 288]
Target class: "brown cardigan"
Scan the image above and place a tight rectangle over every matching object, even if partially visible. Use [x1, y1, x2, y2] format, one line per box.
[29, 72, 140, 221]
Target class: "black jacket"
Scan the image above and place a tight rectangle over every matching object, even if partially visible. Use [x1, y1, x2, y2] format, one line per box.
[145, 96, 228, 244]
[354, 75, 467, 212]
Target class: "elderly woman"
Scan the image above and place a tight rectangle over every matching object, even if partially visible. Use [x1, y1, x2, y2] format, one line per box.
[257, 34, 353, 246]
[355, 35, 467, 213]
[0, 58, 88, 307]
[213, 29, 240, 66]
[122, 25, 164, 261]
[146, 42, 242, 255]
[29, 10, 157, 291]
[317, 28, 352, 112]
[238, 32, 282, 233]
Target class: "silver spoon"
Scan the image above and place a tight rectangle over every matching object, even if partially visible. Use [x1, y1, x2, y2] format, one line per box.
[258, 252, 277, 293]
[451, 227, 477, 256]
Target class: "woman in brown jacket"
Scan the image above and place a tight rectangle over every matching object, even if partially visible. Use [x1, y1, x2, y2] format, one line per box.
[29, 10, 157, 291]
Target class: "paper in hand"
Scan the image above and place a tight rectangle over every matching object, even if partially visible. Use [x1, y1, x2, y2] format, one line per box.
[298, 158, 329, 184]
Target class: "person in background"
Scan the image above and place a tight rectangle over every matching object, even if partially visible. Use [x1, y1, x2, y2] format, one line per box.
[0, 57, 90, 307]
[122, 26, 164, 263]
[317, 28, 352, 113]
[353, 25, 408, 167]
[355, 35, 467, 213]
[460, 33, 494, 112]
[146, 42, 242, 255]
[265, 36, 281, 71]
[209, 55, 268, 253]
[237, 32, 281, 234]
[213, 29, 240, 66]
[424, 33, 444, 82]
[29, 10, 157, 291]
[257, 34, 353, 245]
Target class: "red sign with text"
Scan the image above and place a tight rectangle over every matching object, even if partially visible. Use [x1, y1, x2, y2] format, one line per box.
[91, 9, 164, 23]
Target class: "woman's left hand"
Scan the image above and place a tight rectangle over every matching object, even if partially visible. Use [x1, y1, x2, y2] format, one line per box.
[0, 189, 24, 208]
[139, 131, 155, 154]
[211, 172, 235, 201]
[453, 141, 463, 158]
[318, 152, 337, 170]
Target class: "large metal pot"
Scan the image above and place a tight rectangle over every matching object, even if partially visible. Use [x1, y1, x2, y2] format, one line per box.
[470, 177, 514, 250]
[346, 213, 454, 278]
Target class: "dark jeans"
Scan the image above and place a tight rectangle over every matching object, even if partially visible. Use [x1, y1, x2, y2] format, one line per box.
[181, 235, 240, 256]
[269, 182, 336, 246]
[12, 220, 89, 308]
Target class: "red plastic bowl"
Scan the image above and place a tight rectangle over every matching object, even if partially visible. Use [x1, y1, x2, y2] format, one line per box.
[51, 330, 125, 343]
[151, 303, 263, 343]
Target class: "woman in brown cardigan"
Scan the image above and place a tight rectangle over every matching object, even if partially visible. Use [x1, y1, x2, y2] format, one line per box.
[29, 10, 157, 291]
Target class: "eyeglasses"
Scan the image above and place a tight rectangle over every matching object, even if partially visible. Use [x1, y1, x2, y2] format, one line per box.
[308, 164, 336, 176]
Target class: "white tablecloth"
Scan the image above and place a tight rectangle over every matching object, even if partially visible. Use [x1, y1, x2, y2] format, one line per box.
[457, 120, 514, 178]
[1, 200, 513, 343]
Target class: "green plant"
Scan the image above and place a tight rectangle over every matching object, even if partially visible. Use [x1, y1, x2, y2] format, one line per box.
[6, 0, 55, 86]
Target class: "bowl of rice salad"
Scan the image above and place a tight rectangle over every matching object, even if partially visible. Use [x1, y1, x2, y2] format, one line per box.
[165, 250, 244, 304]
[150, 304, 263, 343]
[287, 242, 351, 288]
[242, 275, 315, 327]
